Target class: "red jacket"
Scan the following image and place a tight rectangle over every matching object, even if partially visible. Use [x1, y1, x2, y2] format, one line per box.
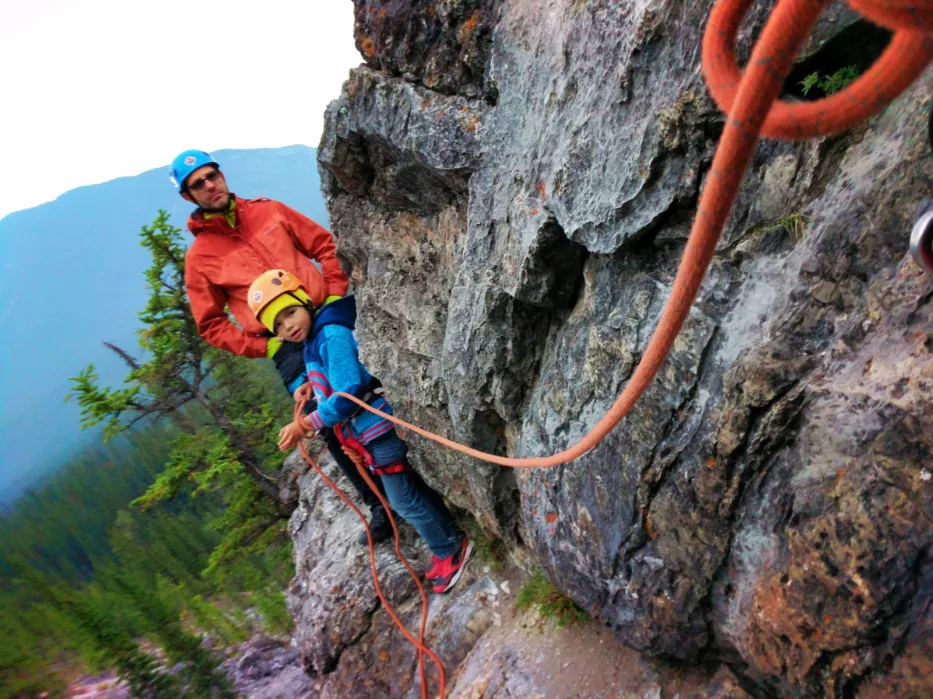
[184, 195, 349, 358]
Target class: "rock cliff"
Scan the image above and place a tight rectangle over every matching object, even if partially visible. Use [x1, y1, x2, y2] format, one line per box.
[289, 1, 933, 696]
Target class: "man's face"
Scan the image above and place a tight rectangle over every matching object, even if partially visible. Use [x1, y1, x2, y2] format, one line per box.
[181, 165, 230, 210]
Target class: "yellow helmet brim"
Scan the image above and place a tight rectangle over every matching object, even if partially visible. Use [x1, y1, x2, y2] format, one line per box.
[259, 289, 312, 333]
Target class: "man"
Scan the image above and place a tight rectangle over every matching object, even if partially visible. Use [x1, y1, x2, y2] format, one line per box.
[170, 149, 391, 543]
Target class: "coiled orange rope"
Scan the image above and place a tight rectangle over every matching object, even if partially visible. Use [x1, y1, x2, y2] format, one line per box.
[333, 0, 933, 470]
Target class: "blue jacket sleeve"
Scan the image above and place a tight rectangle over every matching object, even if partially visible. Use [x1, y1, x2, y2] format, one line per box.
[307, 327, 365, 429]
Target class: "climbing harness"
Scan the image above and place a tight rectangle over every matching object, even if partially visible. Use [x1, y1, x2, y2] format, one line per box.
[292, 1, 933, 696]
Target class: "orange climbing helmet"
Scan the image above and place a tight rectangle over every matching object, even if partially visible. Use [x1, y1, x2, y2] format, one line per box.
[248, 269, 314, 332]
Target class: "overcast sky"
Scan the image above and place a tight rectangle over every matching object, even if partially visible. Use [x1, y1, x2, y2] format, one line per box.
[0, 0, 362, 220]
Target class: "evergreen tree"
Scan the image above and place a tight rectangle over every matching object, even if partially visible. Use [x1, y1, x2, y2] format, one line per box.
[68, 211, 288, 505]
[21, 567, 181, 698]
[67, 212, 297, 582]
[106, 570, 235, 698]
[1, 212, 305, 691]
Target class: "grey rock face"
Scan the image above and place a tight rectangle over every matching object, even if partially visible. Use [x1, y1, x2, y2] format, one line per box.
[352, 0, 498, 101]
[287, 448, 419, 677]
[285, 444, 503, 697]
[301, 0, 933, 695]
[221, 633, 315, 698]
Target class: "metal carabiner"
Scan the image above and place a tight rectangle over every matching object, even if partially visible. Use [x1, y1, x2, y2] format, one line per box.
[910, 210, 933, 273]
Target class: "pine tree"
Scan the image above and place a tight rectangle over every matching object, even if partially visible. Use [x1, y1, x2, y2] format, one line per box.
[108, 571, 235, 698]
[68, 211, 288, 506]
[21, 567, 181, 698]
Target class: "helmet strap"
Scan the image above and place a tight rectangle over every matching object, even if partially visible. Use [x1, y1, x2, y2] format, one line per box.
[287, 292, 316, 312]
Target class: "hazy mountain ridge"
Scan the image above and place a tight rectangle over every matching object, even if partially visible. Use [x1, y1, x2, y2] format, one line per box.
[0, 145, 328, 503]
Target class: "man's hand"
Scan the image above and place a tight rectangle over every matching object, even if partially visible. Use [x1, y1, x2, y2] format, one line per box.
[294, 383, 313, 405]
[278, 420, 310, 452]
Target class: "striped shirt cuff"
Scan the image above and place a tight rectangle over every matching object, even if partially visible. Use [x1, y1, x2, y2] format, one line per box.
[308, 410, 326, 431]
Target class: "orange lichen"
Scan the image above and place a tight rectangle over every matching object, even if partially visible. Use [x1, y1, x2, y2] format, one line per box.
[545, 512, 558, 524]
[645, 517, 658, 539]
[460, 12, 478, 37]
[459, 113, 481, 132]
[360, 37, 376, 58]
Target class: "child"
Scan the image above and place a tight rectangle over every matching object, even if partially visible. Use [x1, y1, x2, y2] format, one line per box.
[248, 269, 473, 593]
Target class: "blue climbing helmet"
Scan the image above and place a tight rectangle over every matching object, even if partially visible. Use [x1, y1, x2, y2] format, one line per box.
[169, 149, 219, 191]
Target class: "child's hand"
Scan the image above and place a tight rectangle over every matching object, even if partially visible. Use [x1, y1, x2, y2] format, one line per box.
[278, 421, 308, 452]
[294, 383, 313, 405]
[341, 445, 365, 469]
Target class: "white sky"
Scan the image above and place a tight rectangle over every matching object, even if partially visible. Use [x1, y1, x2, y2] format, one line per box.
[0, 0, 362, 219]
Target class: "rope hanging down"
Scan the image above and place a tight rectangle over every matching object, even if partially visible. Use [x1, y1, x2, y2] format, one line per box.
[330, 0, 933, 469]
[294, 1, 933, 697]
[295, 399, 447, 699]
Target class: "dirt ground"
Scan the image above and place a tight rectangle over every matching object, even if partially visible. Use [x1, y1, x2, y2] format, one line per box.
[445, 559, 722, 699]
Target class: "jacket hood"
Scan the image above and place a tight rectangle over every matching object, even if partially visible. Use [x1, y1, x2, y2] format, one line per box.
[311, 295, 357, 338]
[187, 194, 240, 236]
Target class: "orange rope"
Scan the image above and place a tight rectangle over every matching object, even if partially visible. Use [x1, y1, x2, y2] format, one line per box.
[334, 0, 933, 469]
[294, 402, 445, 699]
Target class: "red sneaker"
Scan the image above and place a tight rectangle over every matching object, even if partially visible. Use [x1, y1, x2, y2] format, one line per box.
[424, 555, 443, 581]
[431, 539, 474, 594]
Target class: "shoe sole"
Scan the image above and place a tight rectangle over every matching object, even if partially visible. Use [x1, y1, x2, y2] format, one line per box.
[435, 541, 474, 594]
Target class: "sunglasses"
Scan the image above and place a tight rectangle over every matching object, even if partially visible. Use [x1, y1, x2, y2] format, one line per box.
[187, 169, 222, 192]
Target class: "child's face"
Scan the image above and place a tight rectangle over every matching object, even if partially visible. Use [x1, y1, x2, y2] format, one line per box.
[273, 305, 312, 342]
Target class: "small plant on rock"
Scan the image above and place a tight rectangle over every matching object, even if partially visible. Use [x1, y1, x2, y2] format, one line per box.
[799, 65, 859, 96]
[799, 71, 821, 96]
[516, 569, 588, 628]
[775, 212, 809, 240]
[819, 65, 860, 95]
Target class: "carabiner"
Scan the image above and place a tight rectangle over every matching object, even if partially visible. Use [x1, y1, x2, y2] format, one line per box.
[910, 210, 933, 273]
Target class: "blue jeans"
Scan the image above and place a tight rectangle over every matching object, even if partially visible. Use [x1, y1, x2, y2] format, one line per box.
[367, 433, 462, 559]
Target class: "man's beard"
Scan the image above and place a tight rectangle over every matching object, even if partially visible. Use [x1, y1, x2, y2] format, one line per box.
[196, 192, 231, 213]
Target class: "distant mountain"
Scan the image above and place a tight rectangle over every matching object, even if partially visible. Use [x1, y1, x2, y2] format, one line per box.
[0, 145, 329, 504]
